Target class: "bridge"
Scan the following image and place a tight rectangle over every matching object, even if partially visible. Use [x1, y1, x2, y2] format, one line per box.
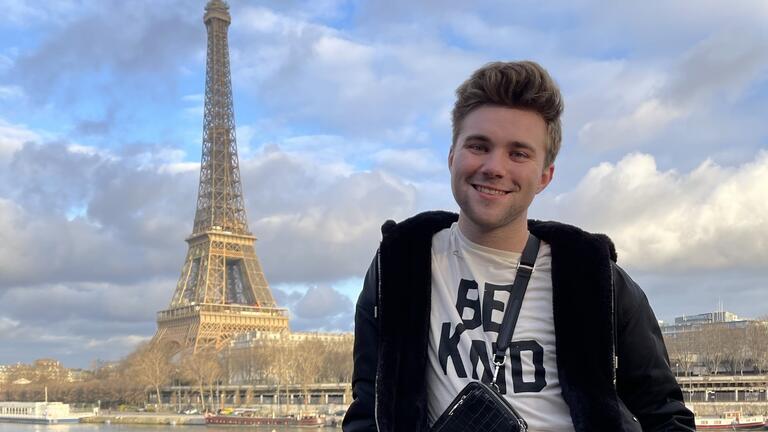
[157, 382, 352, 409]
[677, 375, 768, 402]
[155, 375, 768, 413]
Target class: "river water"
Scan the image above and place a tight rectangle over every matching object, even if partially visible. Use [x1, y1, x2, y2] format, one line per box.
[0, 425, 323, 432]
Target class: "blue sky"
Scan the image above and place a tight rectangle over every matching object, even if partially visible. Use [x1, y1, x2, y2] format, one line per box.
[0, 0, 766, 368]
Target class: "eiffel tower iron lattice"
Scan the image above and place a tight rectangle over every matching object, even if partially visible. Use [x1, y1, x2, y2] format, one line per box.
[155, 0, 288, 352]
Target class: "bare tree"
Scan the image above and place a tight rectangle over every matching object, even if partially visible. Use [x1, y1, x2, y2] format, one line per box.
[127, 342, 175, 409]
[180, 349, 222, 412]
[292, 340, 324, 403]
[665, 330, 698, 379]
[730, 327, 750, 375]
[699, 325, 728, 374]
[227, 345, 267, 385]
[747, 322, 768, 374]
[317, 339, 354, 383]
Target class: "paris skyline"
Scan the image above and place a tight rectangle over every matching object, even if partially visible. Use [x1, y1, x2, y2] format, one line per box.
[0, 0, 766, 368]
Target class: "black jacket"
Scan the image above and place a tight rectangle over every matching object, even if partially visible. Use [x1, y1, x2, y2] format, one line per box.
[343, 211, 694, 432]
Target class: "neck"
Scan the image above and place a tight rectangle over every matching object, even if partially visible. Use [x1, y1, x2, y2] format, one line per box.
[457, 214, 529, 253]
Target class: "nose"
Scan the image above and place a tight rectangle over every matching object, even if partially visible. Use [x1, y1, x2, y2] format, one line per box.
[480, 149, 506, 179]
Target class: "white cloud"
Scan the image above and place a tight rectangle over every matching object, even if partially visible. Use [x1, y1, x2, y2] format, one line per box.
[0, 199, 24, 269]
[0, 85, 23, 100]
[0, 142, 197, 287]
[0, 53, 13, 71]
[664, 30, 768, 106]
[585, 1, 768, 52]
[249, 166, 418, 283]
[0, 277, 173, 361]
[86, 335, 149, 350]
[313, 35, 373, 67]
[572, 27, 768, 152]
[159, 161, 199, 174]
[233, 6, 476, 138]
[547, 151, 768, 271]
[250, 136, 363, 178]
[0, 138, 420, 294]
[0, 0, 84, 26]
[8, 0, 199, 104]
[372, 148, 443, 176]
[294, 285, 351, 320]
[578, 99, 684, 149]
[65, 143, 118, 161]
[181, 93, 202, 102]
[445, 12, 557, 56]
[239, 6, 308, 36]
[272, 284, 355, 332]
[0, 316, 21, 338]
[0, 119, 39, 162]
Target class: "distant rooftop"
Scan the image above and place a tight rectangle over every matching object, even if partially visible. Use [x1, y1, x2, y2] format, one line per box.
[674, 311, 739, 325]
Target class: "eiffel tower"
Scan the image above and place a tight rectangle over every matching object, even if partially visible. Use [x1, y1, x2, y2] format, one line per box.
[155, 0, 288, 352]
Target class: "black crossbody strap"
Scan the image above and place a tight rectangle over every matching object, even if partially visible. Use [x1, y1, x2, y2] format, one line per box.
[491, 234, 541, 388]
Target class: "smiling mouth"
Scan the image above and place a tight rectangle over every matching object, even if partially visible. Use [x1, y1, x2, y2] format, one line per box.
[473, 184, 510, 196]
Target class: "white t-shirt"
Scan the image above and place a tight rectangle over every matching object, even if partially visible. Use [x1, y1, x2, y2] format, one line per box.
[426, 223, 575, 431]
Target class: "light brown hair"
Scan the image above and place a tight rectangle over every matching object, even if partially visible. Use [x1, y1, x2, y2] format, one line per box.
[451, 61, 564, 168]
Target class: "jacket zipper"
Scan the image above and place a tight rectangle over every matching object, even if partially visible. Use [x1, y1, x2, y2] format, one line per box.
[374, 247, 382, 432]
[610, 262, 618, 389]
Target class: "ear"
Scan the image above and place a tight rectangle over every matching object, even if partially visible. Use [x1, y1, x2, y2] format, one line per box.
[537, 163, 555, 194]
[448, 146, 455, 169]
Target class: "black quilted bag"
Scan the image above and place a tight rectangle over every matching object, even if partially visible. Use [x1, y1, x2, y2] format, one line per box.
[430, 381, 528, 432]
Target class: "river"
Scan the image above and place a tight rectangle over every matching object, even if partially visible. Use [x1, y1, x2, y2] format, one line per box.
[0, 425, 324, 432]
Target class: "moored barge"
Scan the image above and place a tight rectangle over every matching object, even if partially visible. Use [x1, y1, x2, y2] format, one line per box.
[695, 411, 766, 430]
[0, 401, 82, 424]
[205, 411, 324, 427]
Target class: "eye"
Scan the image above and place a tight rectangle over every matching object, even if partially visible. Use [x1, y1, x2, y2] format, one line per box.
[465, 142, 486, 152]
[510, 150, 529, 160]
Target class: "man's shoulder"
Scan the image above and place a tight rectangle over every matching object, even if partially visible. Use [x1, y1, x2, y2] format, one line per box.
[528, 219, 618, 263]
[378, 214, 620, 263]
[379, 211, 458, 240]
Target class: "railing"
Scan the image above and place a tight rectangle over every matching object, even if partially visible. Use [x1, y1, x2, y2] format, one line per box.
[157, 303, 288, 321]
[157, 383, 352, 407]
[675, 375, 768, 403]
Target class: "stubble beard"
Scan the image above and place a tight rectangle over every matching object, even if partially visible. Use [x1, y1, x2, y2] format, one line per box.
[460, 204, 527, 236]
[456, 185, 530, 239]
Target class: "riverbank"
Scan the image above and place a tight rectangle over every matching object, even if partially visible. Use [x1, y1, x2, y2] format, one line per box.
[81, 413, 205, 425]
[688, 402, 768, 416]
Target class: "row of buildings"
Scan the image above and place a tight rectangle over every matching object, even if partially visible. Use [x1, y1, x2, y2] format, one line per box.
[0, 359, 90, 385]
[660, 310, 751, 337]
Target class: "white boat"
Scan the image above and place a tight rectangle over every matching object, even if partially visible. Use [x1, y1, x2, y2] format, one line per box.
[694, 411, 766, 430]
[0, 401, 83, 424]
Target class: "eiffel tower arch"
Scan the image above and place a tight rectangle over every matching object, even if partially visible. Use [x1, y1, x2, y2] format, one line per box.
[155, 0, 289, 352]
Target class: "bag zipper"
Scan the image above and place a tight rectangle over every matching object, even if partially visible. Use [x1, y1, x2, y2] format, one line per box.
[447, 394, 467, 417]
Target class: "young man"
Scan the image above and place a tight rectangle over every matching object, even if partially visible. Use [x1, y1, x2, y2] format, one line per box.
[343, 62, 695, 431]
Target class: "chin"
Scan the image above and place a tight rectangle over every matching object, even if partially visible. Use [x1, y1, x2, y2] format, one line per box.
[463, 212, 515, 231]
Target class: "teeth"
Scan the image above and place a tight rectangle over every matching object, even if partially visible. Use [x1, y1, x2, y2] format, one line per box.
[475, 185, 507, 195]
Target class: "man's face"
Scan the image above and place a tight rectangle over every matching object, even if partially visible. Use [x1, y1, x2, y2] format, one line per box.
[449, 105, 554, 236]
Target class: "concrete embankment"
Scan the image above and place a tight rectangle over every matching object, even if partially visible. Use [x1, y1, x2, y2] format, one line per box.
[688, 402, 768, 416]
[81, 413, 205, 425]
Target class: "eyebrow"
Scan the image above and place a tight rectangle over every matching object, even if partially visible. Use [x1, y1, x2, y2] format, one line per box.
[464, 134, 491, 143]
[463, 134, 537, 152]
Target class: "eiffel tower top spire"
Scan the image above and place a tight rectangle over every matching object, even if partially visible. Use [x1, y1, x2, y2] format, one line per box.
[204, 0, 230, 24]
[193, 0, 247, 236]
